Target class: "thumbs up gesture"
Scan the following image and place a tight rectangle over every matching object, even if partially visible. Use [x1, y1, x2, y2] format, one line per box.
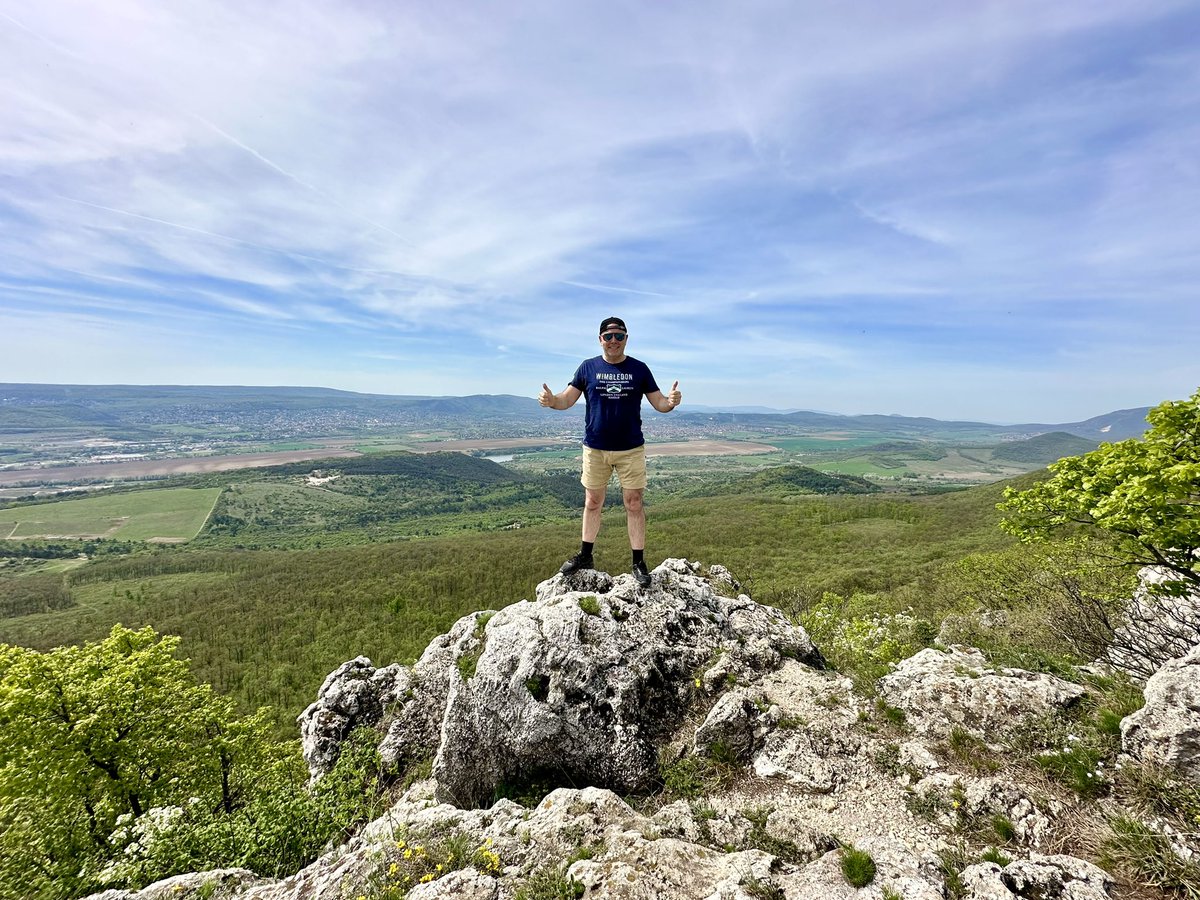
[667, 380, 682, 409]
[538, 383, 555, 408]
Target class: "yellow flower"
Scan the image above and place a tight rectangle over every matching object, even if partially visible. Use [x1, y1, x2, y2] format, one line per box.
[404, 849, 413, 859]
[421, 873, 435, 883]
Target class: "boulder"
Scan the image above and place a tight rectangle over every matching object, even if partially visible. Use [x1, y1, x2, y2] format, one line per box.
[297, 657, 403, 776]
[960, 854, 1113, 899]
[878, 647, 1088, 744]
[1121, 644, 1200, 778]
[304, 559, 824, 807]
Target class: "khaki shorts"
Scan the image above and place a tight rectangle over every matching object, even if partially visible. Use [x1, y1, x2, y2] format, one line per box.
[580, 444, 647, 491]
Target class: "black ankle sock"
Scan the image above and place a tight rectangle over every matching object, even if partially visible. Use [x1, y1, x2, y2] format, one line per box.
[632, 548, 644, 566]
[581, 541, 594, 557]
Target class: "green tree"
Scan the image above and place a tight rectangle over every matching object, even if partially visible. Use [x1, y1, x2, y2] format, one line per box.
[999, 388, 1200, 596]
[0, 625, 284, 899]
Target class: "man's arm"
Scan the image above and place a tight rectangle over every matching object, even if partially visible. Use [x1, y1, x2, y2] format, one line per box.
[539, 383, 582, 410]
[646, 380, 682, 413]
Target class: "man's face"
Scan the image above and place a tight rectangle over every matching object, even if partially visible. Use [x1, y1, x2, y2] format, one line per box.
[599, 326, 628, 359]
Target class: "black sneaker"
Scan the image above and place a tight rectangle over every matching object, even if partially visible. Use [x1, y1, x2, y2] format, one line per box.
[559, 551, 594, 576]
[632, 560, 651, 588]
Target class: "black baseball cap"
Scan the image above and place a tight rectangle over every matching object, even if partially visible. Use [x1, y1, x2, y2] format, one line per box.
[599, 316, 627, 334]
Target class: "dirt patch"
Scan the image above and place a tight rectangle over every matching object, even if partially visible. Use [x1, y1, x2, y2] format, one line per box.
[0, 449, 363, 487]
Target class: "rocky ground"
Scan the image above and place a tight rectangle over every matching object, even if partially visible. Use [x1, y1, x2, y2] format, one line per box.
[86, 560, 1200, 900]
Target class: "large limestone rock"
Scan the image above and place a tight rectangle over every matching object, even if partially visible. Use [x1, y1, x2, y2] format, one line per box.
[1121, 644, 1200, 778]
[1108, 566, 1200, 679]
[299, 559, 824, 807]
[877, 647, 1088, 744]
[297, 657, 403, 776]
[960, 855, 1113, 899]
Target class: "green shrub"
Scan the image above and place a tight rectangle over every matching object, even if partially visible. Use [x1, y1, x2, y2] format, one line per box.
[874, 699, 908, 729]
[578, 595, 601, 616]
[840, 846, 877, 888]
[741, 806, 806, 864]
[980, 846, 1011, 867]
[0, 626, 388, 899]
[991, 814, 1015, 844]
[799, 593, 935, 690]
[1035, 743, 1108, 798]
[661, 756, 721, 800]
[937, 846, 971, 900]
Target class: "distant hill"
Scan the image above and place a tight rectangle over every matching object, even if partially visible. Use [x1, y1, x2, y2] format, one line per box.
[0, 383, 1153, 443]
[1016, 407, 1152, 441]
[0, 384, 552, 426]
[991, 432, 1101, 466]
[675, 407, 1153, 442]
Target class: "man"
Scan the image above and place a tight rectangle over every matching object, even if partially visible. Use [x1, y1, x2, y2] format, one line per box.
[539, 316, 682, 588]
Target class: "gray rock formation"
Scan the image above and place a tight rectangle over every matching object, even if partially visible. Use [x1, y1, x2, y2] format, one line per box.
[877, 646, 1088, 744]
[960, 855, 1113, 899]
[1121, 644, 1200, 778]
[298, 559, 824, 807]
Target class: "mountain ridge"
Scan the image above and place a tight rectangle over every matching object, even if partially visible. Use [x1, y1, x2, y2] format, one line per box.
[0, 383, 1153, 440]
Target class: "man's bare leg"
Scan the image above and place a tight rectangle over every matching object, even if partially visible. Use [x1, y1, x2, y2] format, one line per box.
[583, 487, 606, 543]
[623, 488, 645, 550]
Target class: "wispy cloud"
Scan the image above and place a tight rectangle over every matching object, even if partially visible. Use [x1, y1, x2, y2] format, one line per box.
[1, 0, 1198, 421]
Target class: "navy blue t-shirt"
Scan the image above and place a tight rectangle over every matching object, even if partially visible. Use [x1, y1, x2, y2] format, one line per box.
[570, 355, 660, 451]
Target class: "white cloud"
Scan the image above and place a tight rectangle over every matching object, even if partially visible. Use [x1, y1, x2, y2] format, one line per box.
[1, 0, 1197, 420]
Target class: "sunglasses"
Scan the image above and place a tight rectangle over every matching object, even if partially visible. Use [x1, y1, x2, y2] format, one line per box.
[601, 332, 627, 342]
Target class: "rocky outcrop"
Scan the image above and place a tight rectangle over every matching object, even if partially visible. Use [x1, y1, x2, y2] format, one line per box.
[96, 560, 1137, 900]
[299, 559, 824, 807]
[877, 646, 1088, 744]
[1121, 644, 1200, 778]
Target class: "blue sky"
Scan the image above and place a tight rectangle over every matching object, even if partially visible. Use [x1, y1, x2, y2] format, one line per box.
[1, 1, 1198, 423]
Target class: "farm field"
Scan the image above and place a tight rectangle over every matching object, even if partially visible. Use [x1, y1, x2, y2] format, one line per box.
[0, 450, 363, 487]
[645, 440, 779, 456]
[3, 487, 221, 541]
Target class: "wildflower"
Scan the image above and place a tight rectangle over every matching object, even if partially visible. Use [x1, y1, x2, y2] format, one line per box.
[404, 849, 413, 859]
[421, 873, 435, 883]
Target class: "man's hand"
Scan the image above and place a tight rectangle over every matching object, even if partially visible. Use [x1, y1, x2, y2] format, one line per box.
[667, 380, 682, 409]
[538, 383, 555, 408]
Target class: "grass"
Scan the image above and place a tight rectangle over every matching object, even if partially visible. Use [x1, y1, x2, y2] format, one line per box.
[840, 846, 877, 887]
[3, 488, 221, 542]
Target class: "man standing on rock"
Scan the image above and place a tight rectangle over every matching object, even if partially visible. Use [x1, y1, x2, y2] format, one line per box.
[539, 316, 682, 588]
